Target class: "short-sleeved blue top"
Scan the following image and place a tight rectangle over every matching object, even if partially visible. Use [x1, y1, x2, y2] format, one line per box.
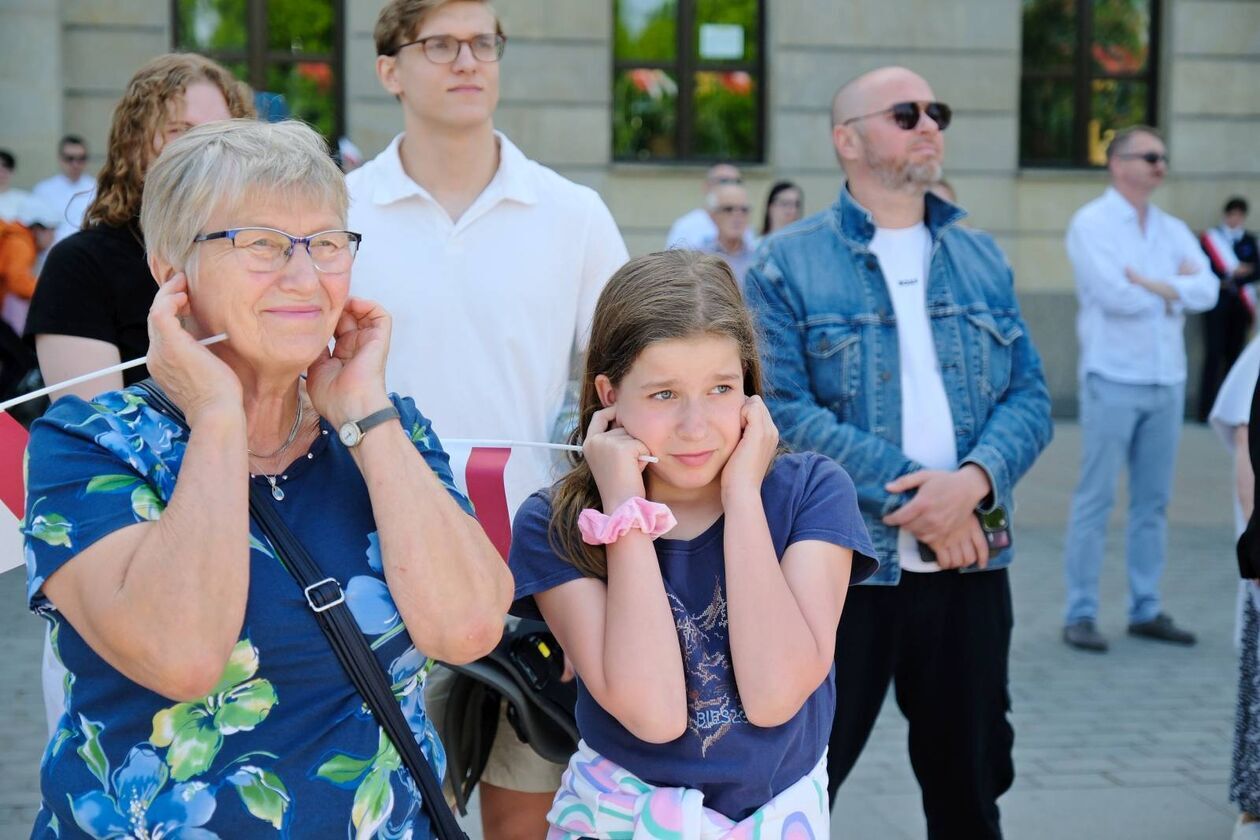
[23, 386, 473, 839]
[508, 451, 877, 820]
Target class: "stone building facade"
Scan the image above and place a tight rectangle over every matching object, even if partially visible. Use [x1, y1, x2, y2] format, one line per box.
[2, 0, 1257, 412]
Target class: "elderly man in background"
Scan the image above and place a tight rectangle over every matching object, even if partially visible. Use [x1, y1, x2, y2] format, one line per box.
[699, 180, 755, 286]
[1062, 125, 1218, 653]
[666, 161, 757, 250]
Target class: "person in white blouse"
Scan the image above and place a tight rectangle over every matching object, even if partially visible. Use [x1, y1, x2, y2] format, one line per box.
[1062, 125, 1219, 652]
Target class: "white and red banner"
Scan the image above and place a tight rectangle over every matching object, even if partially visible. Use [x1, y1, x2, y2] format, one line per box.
[1203, 227, 1241, 278]
[0, 412, 27, 573]
[0, 425, 552, 574]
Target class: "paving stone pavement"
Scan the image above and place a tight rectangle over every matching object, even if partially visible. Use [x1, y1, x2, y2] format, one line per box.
[0, 422, 1243, 838]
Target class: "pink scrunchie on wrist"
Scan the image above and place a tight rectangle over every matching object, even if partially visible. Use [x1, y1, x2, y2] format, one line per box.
[578, 497, 677, 545]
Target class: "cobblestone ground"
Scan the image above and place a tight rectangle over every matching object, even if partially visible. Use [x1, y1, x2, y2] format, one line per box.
[0, 423, 1242, 838]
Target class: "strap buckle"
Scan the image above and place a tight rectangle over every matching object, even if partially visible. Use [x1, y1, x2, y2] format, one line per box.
[304, 577, 345, 613]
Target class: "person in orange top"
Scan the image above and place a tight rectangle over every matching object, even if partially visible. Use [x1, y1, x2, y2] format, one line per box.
[0, 195, 58, 314]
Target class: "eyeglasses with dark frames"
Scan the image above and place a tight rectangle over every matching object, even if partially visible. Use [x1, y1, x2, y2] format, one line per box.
[193, 227, 362, 273]
[1116, 151, 1169, 166]
[385, 33, 507, 63]
[842, 101, 952, 132]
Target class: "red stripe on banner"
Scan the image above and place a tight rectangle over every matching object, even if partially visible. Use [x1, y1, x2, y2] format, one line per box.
[1201, 232, 1230, 278]
[465, 447, 512, 562]
[0, 412, 27, 519]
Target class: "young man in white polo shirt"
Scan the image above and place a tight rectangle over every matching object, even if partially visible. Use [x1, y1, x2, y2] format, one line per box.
[347, 2, 628, 837]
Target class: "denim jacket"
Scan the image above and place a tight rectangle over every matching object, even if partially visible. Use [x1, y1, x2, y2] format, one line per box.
[746, 187, 1053, 585]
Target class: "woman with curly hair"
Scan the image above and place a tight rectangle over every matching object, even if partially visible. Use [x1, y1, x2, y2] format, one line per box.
[25, 53, 253, 736]
[26, 53, 253, 402]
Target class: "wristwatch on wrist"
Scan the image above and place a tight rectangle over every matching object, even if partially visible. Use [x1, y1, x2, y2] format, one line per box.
[338, 405, 400, 448]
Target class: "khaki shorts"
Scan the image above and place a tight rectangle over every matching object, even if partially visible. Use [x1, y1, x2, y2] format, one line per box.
[425, 665, 566, 795]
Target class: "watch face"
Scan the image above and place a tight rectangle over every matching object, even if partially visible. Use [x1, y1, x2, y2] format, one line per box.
[339, 423, 360, 447]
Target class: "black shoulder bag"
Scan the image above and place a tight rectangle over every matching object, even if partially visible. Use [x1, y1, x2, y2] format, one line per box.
[136, 380, 468, 840]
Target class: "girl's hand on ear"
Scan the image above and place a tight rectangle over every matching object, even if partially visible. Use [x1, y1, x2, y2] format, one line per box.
[721, 395, 779, 500]
[146, 272, 242, 425]
[583, 405, 651, 510]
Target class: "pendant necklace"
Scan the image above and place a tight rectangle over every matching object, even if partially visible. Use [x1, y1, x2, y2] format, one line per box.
[249, 397, 305, 501]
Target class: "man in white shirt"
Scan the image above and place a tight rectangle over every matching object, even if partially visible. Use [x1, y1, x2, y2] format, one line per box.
[32, 135, 96, 242]
[1063, 125, 1218, 652]
[666, 162, 756, 249]
[347, 2, 627, 837]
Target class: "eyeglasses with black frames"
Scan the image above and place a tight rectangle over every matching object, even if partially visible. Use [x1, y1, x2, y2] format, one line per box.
[842, 101, 952, 132]
[193, 227, 362, 273]
[386, 33, 506, 63]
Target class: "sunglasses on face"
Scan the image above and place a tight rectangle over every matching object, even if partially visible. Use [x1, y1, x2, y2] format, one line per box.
[843, 101, 952, 132]
[1117, 151, 1168, 166]
[61, 154, 87, 163]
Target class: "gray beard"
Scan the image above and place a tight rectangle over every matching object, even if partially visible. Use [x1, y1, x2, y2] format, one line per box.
[865, 147, 941, 192]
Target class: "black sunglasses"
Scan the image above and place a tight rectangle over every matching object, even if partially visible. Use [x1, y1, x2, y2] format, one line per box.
[1117, 151, 1168, 165]
[843, 101, 952, 132]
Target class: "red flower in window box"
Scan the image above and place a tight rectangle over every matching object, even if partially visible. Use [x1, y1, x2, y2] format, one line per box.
[721, 71, 752, 96]
[297, 62, 333, 93]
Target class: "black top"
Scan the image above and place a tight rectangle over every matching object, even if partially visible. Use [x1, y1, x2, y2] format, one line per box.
[26, 222, 155, 385]
[1241, 368, 1260, 579]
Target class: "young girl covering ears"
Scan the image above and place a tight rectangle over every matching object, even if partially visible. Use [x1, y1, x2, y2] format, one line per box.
[508, 251, 878, 837]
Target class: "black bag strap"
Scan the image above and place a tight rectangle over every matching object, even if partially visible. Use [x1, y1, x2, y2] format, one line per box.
[135, 379, 468, 840]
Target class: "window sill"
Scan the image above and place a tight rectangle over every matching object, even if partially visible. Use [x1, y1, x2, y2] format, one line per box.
[608, 161, 771, 176]
[1016, 167, 1109, 181]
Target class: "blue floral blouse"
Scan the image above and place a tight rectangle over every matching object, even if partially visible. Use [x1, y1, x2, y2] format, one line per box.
[23, 386, 474, 839]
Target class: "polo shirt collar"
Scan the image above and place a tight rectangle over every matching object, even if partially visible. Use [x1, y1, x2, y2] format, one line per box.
[369, 130, 539, 208]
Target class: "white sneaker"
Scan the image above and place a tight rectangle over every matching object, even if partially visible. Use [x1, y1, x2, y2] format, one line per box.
[1233, 817, 1260, 840]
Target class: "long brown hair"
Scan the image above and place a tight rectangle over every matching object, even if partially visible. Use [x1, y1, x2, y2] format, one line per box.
[85, 53, 254, 229]
[548, 250, 765, 580]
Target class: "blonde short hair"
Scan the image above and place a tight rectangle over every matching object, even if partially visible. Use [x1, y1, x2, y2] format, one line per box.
[374, 0, 501, 56]
[140, 119, 347, 270]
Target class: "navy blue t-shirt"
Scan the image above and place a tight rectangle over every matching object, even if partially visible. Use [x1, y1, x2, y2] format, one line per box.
[508, 451, 877, 820]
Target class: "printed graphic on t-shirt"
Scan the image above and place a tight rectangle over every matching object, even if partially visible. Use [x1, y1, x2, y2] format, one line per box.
[669, 578, 748, 755]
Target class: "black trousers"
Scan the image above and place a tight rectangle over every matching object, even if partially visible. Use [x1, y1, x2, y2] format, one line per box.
[827, 568, 1015, 840]
[1198, 287, 1252, 422]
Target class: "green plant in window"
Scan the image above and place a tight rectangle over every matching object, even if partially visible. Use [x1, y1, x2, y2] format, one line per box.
[1021, 0, 1075, 69]
[1092, 0, 1150, 73]
[177, 0, 248, 51]
[614, 0, 678, 61]
[267, 0, 336, 53]
[693, 72, 756, 160]
[614, 70, 678, 160]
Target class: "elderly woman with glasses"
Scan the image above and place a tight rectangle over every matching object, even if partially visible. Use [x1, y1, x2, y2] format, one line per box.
[22, 119, 512, 839]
